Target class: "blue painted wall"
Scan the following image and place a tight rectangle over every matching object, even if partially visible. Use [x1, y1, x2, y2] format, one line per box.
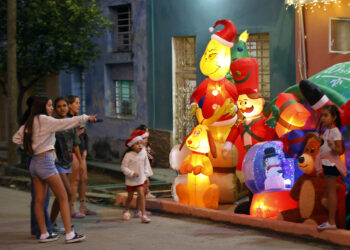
[147, 0, 295, 131]
[59, 0, 148, 142]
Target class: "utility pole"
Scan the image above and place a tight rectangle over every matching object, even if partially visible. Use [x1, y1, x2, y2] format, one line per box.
[7, 0, 18, 165]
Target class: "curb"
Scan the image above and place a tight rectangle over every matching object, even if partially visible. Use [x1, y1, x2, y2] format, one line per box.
[115, 193, 350, 247]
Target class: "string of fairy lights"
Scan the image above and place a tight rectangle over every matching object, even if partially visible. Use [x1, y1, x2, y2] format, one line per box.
[285, 0, 350, 12]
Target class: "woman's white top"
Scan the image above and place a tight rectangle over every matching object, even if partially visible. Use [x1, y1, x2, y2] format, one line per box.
[12, 114, 89, 155]
[319, 127, 342, 166]
[121, 150, 150, 186]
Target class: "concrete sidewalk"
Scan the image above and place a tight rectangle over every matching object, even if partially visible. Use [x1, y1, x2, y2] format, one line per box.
[116, 192, 350, 247]
[3, 155, 350, 247]
[104, 160, 350, 247]
[2, 186, 337, 250]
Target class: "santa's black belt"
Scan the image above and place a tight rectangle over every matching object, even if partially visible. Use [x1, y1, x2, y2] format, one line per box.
[213, 167, 235, 173]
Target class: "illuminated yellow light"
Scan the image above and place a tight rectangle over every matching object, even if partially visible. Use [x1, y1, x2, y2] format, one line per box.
[200, 39, 231, 79]
[185, 125, 211, 154]
[285, 0, 344, 11]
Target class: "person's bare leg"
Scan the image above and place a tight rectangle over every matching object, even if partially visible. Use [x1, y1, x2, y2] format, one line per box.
[79, 158, 89, 213]
[33, 177, 48, 234]
[144, 179, 150, 197]
[50, 198, 59, 225]
[46, 174, 72, 234]
[326, 177, 337, 225]
[137, 186, 150, 223]
[137, 186, 146, 215]
[70, 159, 80, 214]
[62, 173, 73, 210]
[50, 173, 72, 223]
[125, 191, 134, 211]
[136, 196, 140, 210]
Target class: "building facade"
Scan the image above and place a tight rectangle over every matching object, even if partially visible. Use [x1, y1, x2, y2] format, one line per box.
[147, 0, 296, 153]
[58, 0, 296, 166]
[59, 0, 148, 163]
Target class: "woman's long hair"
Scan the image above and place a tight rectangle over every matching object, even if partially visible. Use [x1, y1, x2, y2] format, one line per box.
[23, 96, 50, 155]
[19, 96, 36, 126]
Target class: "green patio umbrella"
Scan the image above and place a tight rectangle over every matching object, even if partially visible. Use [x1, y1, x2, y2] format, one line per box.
[264, 61, 350, 115]
[309, 61, 350, 103]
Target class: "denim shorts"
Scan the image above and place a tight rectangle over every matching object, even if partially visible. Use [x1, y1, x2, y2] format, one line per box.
[55, 163, 72, 174]
[322, 165, 340, 178]
[29, 152, 58, 179]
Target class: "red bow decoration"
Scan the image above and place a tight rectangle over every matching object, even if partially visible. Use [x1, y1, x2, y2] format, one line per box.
[280, 136, 289, 154]
[280, 135, 306, 159]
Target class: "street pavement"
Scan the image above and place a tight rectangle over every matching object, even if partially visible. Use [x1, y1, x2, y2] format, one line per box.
[0, 186, 346, 250]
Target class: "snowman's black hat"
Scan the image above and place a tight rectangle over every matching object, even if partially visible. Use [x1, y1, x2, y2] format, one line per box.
[263, 147, 278, 160]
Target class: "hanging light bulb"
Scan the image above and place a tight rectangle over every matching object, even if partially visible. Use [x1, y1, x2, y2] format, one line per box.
[285, 0, 344, 11]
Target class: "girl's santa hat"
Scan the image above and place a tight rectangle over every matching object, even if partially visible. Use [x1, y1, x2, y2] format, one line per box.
[209, 19, 237, 48]
[125, 134, 143, 147]
[131, 129, 149, 139]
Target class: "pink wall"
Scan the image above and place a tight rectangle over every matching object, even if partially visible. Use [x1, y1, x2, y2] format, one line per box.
[295, 2, 350, 83]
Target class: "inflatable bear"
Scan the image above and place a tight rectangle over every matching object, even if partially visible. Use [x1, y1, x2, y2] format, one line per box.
[278, 135, 346, 227]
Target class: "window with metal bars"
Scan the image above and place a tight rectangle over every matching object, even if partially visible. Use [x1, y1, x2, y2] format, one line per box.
[110, 4, 132, 52]
[115, 80, 135, 116]
[245, 34, 271, 100]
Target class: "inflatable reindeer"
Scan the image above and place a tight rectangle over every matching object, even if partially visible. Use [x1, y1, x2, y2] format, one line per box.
[176, 124, 219, 209]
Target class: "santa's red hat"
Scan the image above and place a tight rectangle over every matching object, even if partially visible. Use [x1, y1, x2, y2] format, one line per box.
[230, 57, 259, 95]
[209, 19, 237, 48]
[125, 134, 143, 147]
[131, 129, 149, 139]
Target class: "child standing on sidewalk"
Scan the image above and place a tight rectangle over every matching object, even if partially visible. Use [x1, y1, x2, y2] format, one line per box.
[131, 128, 154, 218]
[121, 133, 151, 223]
[314, 105, 347, 231]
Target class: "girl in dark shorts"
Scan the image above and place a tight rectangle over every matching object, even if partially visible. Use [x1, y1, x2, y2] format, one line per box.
[314, 105, 346, 231]
[121, 133, 151, 223]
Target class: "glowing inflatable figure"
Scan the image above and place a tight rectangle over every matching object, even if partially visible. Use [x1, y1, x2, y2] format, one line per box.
[176, 124, 219, 209]
[250, 191, 298, 219]
[191, 19, 238, 129]
[242, 141, 295, 193]
[242, 141, 298, 218]
[189, 19, 243, 203]
[223, 33, 276, 182]
[267, 93, 311, 138]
